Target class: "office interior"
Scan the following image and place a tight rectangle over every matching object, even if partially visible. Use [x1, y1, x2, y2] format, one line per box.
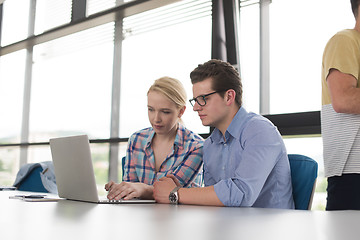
[0, 0, 354, 211]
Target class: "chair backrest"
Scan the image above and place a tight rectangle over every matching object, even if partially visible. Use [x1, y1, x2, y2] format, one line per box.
[121, 156, 126, 181]
[288, 154, 318, 210]
[15, 165, 49, 193]
[14, 161, 58, 193]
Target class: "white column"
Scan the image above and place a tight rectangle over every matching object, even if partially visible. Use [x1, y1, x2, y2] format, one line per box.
[259, 0, 271, 115]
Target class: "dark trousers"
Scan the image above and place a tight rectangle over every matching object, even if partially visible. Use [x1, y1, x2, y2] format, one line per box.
[326, 174, 360, 210]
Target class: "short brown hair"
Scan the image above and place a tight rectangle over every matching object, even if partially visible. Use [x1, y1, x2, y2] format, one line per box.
[190, 59, 242, 107]
[351, 0, 360, 18]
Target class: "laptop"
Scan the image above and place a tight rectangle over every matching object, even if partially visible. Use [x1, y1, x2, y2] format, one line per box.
[49, 135, 155, 204]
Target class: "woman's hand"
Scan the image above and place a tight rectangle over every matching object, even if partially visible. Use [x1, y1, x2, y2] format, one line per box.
[105, 181, 153, 200]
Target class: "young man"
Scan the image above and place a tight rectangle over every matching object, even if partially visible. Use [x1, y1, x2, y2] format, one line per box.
[321, 0, 360, 210]
[153, 59, 294, 208]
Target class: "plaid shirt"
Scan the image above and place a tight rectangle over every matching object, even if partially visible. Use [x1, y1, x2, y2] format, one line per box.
[123, 123, 204, 187]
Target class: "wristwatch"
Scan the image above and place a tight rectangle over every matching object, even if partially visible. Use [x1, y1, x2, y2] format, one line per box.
[169, 186, 181, 204]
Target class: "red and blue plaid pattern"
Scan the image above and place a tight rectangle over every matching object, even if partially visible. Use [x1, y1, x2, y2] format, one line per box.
[123, 123, 204, 187]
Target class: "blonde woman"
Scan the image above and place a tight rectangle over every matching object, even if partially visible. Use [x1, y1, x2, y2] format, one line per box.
[105, 77, 203, 200]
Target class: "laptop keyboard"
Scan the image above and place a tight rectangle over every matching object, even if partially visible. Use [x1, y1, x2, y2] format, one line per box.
[99, 198, 125, 203]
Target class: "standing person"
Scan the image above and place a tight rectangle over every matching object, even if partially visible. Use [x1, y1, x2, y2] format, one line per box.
[153, 59, 294, 209]
[321, 0, 360, 210]
[105, 77, 203, 200]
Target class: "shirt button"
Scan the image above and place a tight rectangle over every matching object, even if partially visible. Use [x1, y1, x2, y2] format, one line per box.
[222, 166, 225, 170]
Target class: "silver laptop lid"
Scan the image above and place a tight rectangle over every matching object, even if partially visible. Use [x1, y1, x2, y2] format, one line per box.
[49, 135, 99, 203]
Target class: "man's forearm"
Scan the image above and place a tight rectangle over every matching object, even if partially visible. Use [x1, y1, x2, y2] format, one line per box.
[178, 185, 224, 206]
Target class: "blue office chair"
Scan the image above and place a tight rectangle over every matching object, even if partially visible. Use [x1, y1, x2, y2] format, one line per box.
[288, 154, 318, 210]
[13, 162, 57, 193]
[121, 156, 126, 181]
[16, 165, 48, 192]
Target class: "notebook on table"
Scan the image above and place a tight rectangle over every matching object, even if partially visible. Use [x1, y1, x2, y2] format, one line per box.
[49, 135, 155, 204]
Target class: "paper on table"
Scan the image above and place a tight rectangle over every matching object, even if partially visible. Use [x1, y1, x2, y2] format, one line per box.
[9, 194, 62, 202]
[23, 197, 62, 202]
[0, 186, 16, 191]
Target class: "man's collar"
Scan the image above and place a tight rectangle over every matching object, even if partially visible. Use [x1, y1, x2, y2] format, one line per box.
[209, 107, 248, 143]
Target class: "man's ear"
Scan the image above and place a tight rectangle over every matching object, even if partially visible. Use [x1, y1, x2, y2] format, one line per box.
[225, 89, 236, 106]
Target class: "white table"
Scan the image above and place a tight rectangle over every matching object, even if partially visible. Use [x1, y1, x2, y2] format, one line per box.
[1, 191, 360, 240]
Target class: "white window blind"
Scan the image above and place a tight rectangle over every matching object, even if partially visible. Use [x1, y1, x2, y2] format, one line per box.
[123, 0, 211, 39]
[35, 0, 72, 35]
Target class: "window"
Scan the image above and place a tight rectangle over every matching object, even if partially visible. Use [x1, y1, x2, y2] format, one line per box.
[87, 0, 135, 16]
[119, 0, 212, 137]
[269, 0, 354, 114]
[34, 0, 72, 35]
[30, 23, 114, 142]
[239, 0, 354, 115]
[0, 50, 26, 143]
[239, 3, 260, 113]
[0, 148, 20, 186]
[1, 0, 30, 46]
[87, 0, 115, 16]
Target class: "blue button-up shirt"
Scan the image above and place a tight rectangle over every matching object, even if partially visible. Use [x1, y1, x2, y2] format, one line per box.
[204, 107, 294, 209]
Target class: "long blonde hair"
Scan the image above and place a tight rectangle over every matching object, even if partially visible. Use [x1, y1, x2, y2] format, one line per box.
[147, 76, 187, 109]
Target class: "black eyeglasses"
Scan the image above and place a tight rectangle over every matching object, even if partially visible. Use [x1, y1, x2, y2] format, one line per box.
[189, 91, 224, 107]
